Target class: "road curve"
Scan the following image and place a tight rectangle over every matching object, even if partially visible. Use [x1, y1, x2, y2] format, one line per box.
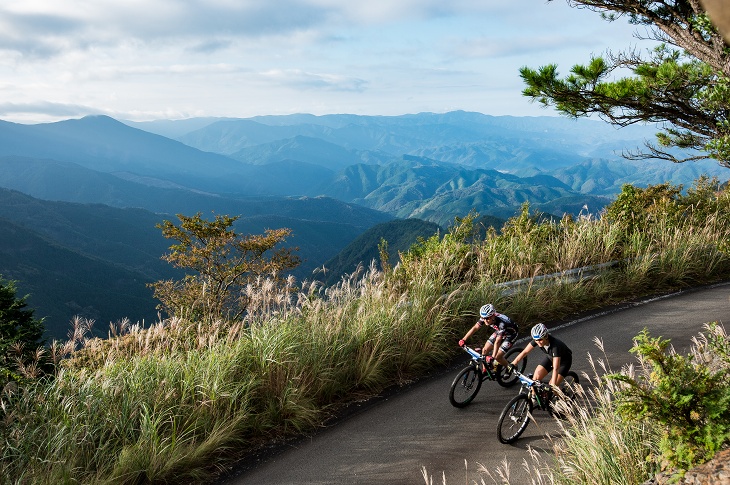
[220, 282, 730, 485]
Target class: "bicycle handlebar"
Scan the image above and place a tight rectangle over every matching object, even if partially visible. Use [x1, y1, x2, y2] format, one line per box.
[462, 345, 482, 360]
[512, 369, 548, 391]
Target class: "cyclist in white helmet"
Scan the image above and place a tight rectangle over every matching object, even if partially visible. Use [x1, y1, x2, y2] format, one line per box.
[458, 303, 519, 372]
[510, 323, 573, 387]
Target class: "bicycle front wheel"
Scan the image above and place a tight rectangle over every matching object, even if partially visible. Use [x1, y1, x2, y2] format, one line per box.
[497, 394, 532, 444]
[496, 346, 527, 388]
[449, 365, 482, 408]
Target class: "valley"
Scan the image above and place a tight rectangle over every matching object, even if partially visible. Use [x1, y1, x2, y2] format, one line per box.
[1, 111, 727, 340]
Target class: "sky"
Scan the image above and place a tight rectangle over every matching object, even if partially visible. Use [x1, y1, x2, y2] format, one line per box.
[0, 1, 654, 124]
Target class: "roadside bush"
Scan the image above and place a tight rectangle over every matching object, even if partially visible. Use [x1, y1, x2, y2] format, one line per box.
[609, 324, 730, 472]
[0, 277, 46, 388]
[605, 176, 730, 236]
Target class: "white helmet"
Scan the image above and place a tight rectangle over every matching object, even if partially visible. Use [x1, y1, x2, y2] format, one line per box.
[479, 304, 495, 318]
[531, 323, 549, 340]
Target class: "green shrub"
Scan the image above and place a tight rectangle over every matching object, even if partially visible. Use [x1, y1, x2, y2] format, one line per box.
[609, 326, 730, 471]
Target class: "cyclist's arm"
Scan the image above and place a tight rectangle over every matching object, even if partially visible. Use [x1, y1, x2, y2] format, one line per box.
[460, 319, 483, 343]
[510, 343, 534, 366]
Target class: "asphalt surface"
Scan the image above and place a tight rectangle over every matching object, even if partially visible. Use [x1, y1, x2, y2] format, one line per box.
[221, 282, 730, 485]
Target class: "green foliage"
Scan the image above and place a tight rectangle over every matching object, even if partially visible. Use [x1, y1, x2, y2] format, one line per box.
[400, 212, 475, 268]
[149, 213, 300, 322]
[609, 328, 730, 471]
[605, 177, 730, 236]
[0, 276, 45, 383]
[604, 182, 683, 234]
[500, 202, 560, 247]
[4, 176, 730, 484]
[378, 237, 390, 273]
[521, 1, 730, 168]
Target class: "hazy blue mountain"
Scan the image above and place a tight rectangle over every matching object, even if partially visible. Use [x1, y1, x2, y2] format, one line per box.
[411, 141, 589, 172]
[0, 217, 158, 341]
[230, 135, 393, 170]
[0, 116, 259, 195]
[312, 157, 607, 225]
[153, 110, 727, 217]
[0, 187, 174, 281]
[175, 111, 661, 163]
[0, 164, 393, 285]
[4, 111, 725, 229]
[550, 158, 729, 195]
[124, 117, 231, 139]
[240, 159, 336, 195]
[176, 119, 337, 154]
[0, 156, 388, 229]
[0, 155, 208, 207]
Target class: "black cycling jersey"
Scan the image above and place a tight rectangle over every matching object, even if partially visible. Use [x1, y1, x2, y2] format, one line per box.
[481, 313, 518, 341]
[530, 334, 572, 359]
[530, 334, 573, 375]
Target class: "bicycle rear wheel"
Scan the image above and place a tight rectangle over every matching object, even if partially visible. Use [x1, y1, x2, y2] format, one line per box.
[550, 371, 580, 419]
[496, 346, 527, 388]
[559, 371, 580, 399]
[497, 394, 532, 444]
[449, 365, 482, 408]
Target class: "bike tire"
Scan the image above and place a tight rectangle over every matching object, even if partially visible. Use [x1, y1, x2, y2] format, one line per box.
[550, 370, 580, 419]
[558, 371, 580, 399]
[449, 365, 482, 408]
[496, 347, 527, 388]
[496, 393, 532, 444]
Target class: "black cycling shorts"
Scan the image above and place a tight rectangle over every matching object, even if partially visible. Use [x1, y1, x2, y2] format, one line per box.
[488, 333, 516, 352]
[536, 353, 572, 377]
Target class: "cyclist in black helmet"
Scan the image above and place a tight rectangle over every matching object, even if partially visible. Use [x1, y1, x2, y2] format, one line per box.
[458, 304, 519, 372]
[510, 323, 573, 387]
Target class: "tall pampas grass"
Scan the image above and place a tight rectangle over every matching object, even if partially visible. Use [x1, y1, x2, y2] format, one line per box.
[3, 183, 729, 484]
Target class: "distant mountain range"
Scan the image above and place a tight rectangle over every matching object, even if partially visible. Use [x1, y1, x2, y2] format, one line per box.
[4, 112, 727, 221]
[1, 110, 727, 340]
[130, 110, 728, 218]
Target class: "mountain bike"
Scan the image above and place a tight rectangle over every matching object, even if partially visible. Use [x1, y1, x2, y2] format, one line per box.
[448, 345, 527, 408]
[496, 369, 580, 444]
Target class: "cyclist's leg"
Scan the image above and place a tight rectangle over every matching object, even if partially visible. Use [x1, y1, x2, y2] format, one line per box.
[553, 355, 573, 386]
[533, 354, 552, 381]
[494, 338, 514, 367]
[482, 335, 496, 356]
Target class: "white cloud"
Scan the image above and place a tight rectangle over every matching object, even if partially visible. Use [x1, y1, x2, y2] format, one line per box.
[0, 101, 102, 119]
[258, 69, 367, 91]
[0, 0, 657, 123]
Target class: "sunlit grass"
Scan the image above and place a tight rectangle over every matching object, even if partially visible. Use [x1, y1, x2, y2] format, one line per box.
[421, 341, 662, 485]
[2, 183, 729, 483]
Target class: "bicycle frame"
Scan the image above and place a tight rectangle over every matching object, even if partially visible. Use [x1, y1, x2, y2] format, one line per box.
[462, 345, 498, 380]
[497, 368, 579, 443]
[449, 344, 527, 408]
[513, 370, 552, 410]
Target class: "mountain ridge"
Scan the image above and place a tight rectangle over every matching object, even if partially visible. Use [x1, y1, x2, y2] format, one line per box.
[2, 111, 728, 342]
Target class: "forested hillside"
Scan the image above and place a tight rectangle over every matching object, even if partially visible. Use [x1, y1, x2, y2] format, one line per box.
[0, 187, 392, 340]
[1, 111, 727, 341]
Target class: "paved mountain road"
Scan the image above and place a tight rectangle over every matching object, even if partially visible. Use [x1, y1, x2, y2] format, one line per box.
[221, 283, 730, 485]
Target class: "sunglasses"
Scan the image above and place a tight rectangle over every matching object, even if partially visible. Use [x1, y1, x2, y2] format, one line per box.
[534, 337, 547, 342]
